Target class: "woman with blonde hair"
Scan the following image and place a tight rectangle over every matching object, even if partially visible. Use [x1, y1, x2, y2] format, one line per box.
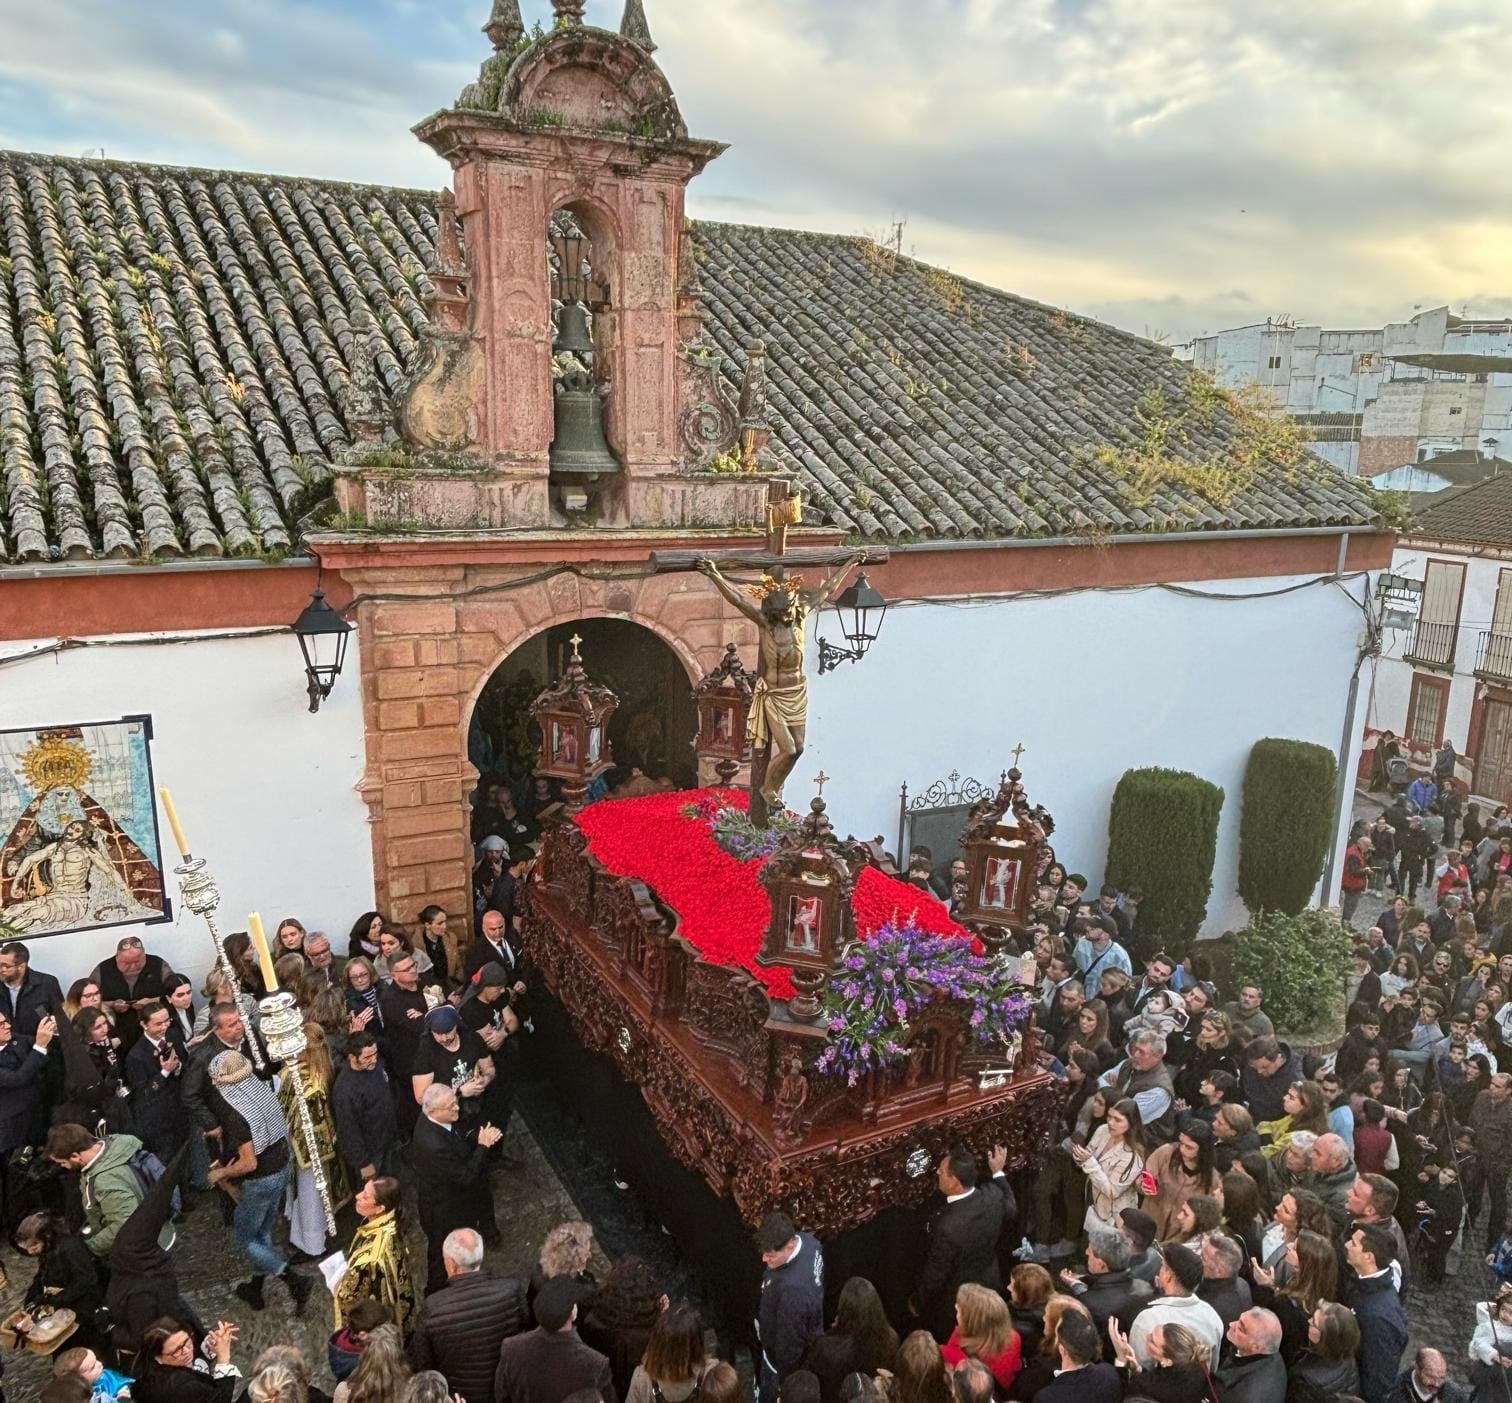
[245, 1365, 304, 1403]
[531, 1219, 597, 1315]
[1007, 1296, 1092, 1401]
[280, 1020, 350, 1257]
[940, 1283, 1020, 1394]
[891, 1330, 950, 1403]
[336, 1323, 409, 1403]
[1107, 1320, 1219, 1403]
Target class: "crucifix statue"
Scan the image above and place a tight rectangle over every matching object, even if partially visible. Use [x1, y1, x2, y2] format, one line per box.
[650, 481, 886, 828]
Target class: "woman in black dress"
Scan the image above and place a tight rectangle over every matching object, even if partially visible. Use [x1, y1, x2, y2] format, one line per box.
[133, 1318, 240, 1403]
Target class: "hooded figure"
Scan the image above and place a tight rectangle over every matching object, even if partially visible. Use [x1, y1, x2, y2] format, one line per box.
[106, 1142, 199, 1354]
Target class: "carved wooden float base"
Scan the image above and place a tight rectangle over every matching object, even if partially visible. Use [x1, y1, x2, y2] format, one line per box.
[521, 877, 1063, 1238]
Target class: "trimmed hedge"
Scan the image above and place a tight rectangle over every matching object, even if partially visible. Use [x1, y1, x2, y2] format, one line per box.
[1104, 767, 1224, 954]
[1238, 738, 1337, 916]
[1231, 908, 1352, 1035]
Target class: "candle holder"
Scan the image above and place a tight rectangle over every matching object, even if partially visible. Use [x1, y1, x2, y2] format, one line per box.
[258, 989, 336, 1236]
[173, 857, 267, 1072]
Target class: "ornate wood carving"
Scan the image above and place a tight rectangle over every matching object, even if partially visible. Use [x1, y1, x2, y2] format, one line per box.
[523, 817, 1062, 1236]
[957, 767, 1055, 937]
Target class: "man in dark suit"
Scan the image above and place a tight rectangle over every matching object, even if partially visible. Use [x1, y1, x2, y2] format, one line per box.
[462, 908, 529, 991]
[411, 1083, 502, 1293]
[378, 951, 430, 1135]
[911, 1144, 1014, 1340]
[1345, 1225, 1408, 1403]
[495, 1275, 616, 1403]
[123, 1001, 188, 1164]
[1036, 1312, 1120, 1403]
[0, 942, 64, 1038]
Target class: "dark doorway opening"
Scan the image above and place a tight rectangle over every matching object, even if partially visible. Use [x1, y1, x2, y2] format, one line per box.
[468, 618, 698, 836]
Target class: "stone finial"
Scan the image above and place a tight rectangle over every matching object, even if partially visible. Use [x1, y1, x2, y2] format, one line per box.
[738, 339, 773, 469]
[552, 0, 586, 23]
[345, 323, 387, 444]
[620, 0, 657, 52]
[483, 0, 525, 50]
[435, 189, 464, 274]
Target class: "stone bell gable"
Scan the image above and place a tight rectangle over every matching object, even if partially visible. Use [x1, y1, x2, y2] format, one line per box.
[331, 0, 775, 534]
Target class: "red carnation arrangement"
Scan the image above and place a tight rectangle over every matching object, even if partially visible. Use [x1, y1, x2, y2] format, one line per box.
[575, 787, 970, 998]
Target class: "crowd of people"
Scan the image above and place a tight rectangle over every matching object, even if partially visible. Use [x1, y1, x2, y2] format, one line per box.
[2, 772, 1510, 1403]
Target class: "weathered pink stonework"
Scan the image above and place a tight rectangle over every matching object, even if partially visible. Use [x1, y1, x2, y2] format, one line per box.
[320, 13, 807, 956]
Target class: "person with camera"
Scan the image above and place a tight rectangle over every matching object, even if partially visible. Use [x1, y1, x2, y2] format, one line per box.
[124, 1000, 189, 1168]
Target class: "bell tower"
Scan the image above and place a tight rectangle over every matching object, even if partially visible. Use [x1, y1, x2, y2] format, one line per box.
[362, 0, 770, 530]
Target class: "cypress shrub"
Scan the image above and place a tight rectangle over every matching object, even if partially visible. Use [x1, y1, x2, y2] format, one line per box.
[1237, 738, 1337, 916]
[1104, 766, 1224, 953]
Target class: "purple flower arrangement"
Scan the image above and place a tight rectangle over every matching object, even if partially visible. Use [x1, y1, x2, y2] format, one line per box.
[813, 919, 1035, 1086]
[682, 794, 797, 863]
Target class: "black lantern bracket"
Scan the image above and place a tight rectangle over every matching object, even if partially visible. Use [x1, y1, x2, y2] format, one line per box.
[815, 570, 888, 675]
[292, 584, 353, 714]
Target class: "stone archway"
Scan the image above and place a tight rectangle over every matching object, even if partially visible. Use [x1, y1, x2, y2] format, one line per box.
[343, 549, 759, 948]
[468, 615, 701, 818]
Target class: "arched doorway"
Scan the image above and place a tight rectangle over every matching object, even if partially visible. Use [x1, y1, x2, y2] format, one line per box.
[467, 617, 699, 832]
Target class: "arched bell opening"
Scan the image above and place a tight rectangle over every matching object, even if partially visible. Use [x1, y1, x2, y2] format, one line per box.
[547, 204, 621, 523]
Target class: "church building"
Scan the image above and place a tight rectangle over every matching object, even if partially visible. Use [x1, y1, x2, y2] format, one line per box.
[0, 0, 1391, 982]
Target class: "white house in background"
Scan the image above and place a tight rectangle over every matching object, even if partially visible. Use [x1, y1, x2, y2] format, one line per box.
[1186, 307, 1512, 478]
[1366, 472, 1512, 804]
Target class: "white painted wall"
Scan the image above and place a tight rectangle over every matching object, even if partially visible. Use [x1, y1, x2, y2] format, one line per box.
[805, 568, 1373, 938]
[0, 630, 373, 991]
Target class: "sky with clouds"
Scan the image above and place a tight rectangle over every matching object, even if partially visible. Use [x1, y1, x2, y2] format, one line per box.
[1, 0, 1508, 344]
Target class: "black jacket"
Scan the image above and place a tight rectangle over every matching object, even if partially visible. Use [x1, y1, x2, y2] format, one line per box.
[0, 1040, 49, 1154]
[377, 984, 430, 1080]
[331, 1063, 398, 1176]
[22, 1231, 103, 1319]
[1076, 1268, 1152, 1358]
[133, 1363, 237, 1403]
[181, 1029, 272, 1132]
[1032, 1363, 1121, 1403]
[916, 1177, 1013, 1337]
[0, 968, 63, 1037]
[409, 1268, 530, 1403]
[801, 1329, 899, 1403]
[1196, 1274, 1253, 1328]
[411, 1114, 492, 1235]
[757, 1230, 825, 1385]
[1346, 1273, 1408, 1403]
[124, 1034, 187, 1154]
[494, 1327, 617, 1403]
[1216, 1353, 1287, 1403]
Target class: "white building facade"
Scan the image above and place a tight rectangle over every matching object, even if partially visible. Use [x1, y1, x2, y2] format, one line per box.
[1188, 308, 1512, 480]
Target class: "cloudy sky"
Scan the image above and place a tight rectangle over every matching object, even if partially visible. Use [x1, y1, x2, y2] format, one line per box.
[2, 0, 1508, 344]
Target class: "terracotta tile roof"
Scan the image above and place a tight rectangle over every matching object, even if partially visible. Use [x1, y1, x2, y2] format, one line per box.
[0, 151, 1383, 564]
[1411, 470, 1512, 547]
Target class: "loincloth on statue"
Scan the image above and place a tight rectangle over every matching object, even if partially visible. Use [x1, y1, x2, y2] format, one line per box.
[747, 678, 808, 749]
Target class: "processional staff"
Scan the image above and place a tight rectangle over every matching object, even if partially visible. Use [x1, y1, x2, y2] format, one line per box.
[156, 788, 336, 1235]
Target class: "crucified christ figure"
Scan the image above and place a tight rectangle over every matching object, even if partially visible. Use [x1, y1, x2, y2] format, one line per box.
[697, 552, 865, 827]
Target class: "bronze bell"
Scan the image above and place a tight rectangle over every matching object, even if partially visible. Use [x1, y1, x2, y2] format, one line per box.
[550, 366, 619, 480]
[553, 300, 595, 357]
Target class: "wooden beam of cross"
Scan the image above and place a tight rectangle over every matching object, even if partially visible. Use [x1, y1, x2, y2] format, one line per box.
[650, 543, 889, 578]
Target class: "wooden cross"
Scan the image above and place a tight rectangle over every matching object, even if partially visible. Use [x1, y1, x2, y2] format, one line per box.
[814, 770, 829, 798]
[649, 484, 888, 581]
[1011, 743, 1026, 766]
